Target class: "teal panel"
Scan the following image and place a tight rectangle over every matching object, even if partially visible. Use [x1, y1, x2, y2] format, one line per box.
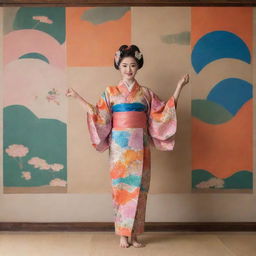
[3, 105, 67, 187]
[13, 7, 65, 44]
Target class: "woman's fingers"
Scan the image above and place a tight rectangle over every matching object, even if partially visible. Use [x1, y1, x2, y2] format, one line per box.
[184, 74, 189, 83]
[181, 74, 189, 87]
[66, 88, 76, 97]
[66, 88, 71, 96]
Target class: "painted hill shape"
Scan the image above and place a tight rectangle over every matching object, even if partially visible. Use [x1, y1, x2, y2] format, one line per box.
[192, 169, 252, 189]
[3, 105, 67, 187]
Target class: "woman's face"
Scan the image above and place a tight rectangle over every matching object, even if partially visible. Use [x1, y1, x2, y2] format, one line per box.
[119, 56, 138, 81]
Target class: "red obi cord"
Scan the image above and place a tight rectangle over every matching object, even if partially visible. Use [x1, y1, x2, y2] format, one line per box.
[112, 111, 147, 128]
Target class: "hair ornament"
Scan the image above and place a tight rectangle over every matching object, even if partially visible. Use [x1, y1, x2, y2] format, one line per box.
[114, 50, 121, 65]
[135, 50, 142, 60]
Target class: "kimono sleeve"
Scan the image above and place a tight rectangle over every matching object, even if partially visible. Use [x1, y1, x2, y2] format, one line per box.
[86, 89, 112, 152]
[147, 89, 177, 151]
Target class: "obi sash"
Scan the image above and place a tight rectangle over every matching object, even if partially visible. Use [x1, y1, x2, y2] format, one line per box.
[112, 103, 147, 129]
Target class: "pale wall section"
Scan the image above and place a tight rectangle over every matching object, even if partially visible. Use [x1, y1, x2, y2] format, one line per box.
[67, 67, 120, 193]
[0, 7, 256, 222]
[132, 7, 192, 193]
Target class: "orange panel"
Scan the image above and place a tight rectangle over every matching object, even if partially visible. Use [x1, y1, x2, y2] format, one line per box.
[191, 7, 252, 53]
[192, 99, 253, 179]
[66, 7, 131, 67]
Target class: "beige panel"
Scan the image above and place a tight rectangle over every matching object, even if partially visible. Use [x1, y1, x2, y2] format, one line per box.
[67, 67, 121, 193]
[132, 7, 192, 193]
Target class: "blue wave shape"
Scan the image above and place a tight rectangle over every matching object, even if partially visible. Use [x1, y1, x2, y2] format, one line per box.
[191, 30, 251, 73]
[207, 78, 252, 115]
[112, 103, 146, 112]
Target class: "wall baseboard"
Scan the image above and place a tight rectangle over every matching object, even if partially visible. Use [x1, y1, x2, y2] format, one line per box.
[0, 222, 256, 232]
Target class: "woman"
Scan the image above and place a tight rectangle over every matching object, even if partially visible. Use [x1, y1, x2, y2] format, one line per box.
[66, 45, 189, 248]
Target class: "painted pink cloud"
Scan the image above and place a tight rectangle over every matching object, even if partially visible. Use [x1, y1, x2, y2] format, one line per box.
[28, 157, 51, 170]
[49, 178, 67, 187]
[32, 16, 53, 24]
[28, 157, 64, 171]
[22, 171, 31, 180]
[5, 144, 29, 158]
[51, 163, 64, 172]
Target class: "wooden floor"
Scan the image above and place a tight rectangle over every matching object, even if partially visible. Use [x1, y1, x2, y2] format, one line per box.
[0, 231, 255, 255]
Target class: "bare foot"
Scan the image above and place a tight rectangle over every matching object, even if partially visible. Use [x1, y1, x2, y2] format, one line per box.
[131, 235, 145, 248]
[120, 236, 130, 248]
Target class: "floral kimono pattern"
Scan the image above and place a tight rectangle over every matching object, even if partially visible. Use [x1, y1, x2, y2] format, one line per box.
[86, 79, 177, 237]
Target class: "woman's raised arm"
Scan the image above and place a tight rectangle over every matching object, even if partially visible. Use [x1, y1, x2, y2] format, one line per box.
[173, 73, 189, 108]
[66, 88, 94, 113]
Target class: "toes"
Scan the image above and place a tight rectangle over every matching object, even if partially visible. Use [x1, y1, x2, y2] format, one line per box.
[132, 241, 145, 248]
[120, 243, 129, 248]
[120, 241, 130, 248]
[120, 236, 130, 248]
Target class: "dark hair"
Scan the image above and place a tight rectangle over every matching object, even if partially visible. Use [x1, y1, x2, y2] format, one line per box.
[114, 44, 144, 70]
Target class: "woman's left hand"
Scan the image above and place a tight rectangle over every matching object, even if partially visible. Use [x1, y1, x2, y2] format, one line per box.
[178, 73, 190, 88]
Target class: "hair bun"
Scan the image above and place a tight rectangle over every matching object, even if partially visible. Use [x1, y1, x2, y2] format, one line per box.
[114, 44, 144, 70]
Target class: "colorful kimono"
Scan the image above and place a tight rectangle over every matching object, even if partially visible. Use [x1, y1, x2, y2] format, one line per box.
[86, 79, 177, 237]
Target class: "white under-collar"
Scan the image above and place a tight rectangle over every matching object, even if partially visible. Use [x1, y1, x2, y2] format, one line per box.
[123, 80, 135, 92]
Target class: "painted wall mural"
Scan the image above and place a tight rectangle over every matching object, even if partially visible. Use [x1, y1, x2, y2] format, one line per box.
[2, 6, 132, 194]
[3, 7, 67, 193]
[2, 6, 253, 193]
[191, 7, 253, 190]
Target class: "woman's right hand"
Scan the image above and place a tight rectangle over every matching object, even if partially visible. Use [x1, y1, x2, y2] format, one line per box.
[66, 87, 93, 112]
[66, 88, 78, 98]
